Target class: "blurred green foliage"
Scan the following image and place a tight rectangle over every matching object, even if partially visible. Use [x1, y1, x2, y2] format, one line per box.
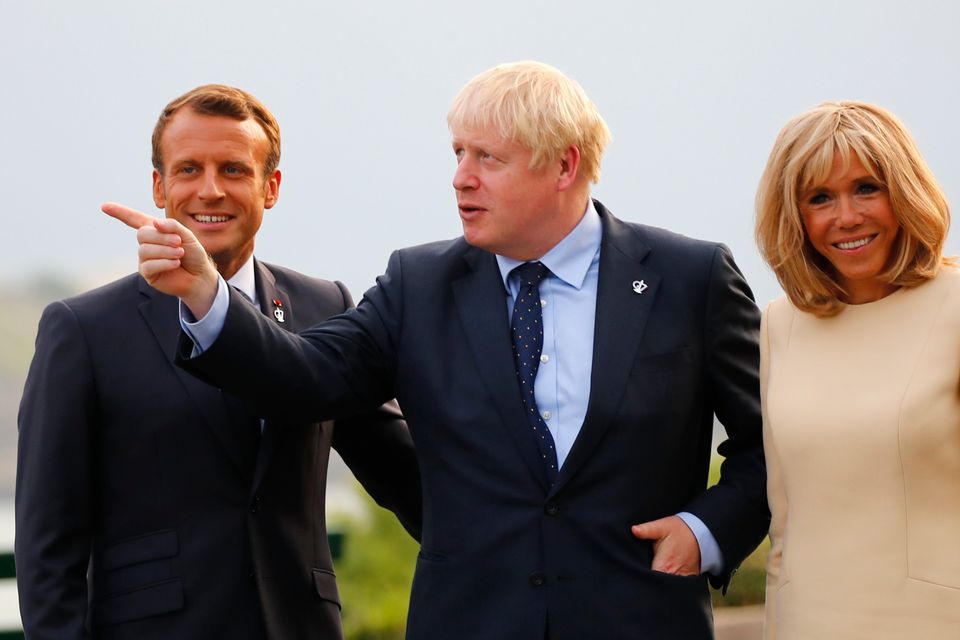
[333, 493, 418, 640]
[713, 538, 768, 608]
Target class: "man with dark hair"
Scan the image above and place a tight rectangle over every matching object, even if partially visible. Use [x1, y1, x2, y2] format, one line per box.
[16, 84, 421, 640]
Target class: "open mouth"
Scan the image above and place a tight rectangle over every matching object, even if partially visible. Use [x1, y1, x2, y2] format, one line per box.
[834, 235, 876, 251]
[458, 204, 487, 221]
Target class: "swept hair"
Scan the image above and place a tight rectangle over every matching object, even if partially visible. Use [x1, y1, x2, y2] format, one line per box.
[755, 101, 951, 317]
[447, 61, 611, 183]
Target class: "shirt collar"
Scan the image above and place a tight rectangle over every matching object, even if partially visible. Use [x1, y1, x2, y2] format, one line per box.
[496, 198, 602, 290]
[226, 254, 258, 305]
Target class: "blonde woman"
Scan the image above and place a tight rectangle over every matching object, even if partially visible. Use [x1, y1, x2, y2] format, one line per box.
[756, 101, 960, 638]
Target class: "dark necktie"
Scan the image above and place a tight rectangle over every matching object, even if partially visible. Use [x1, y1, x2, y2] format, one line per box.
[510, 261, 558, 485]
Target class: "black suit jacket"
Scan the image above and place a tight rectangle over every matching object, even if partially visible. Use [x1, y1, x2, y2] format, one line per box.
[15, 260, 422, 640]
[182, 204, 769, 639]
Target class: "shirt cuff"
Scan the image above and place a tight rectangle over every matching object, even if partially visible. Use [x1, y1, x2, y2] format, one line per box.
[179, 274, 229, 355]
[676, 511, 724, 576]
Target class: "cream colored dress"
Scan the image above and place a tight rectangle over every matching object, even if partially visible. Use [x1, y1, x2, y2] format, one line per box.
[761, 268, 960, 639]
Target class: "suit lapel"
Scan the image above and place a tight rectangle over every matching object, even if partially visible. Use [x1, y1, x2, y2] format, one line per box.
[137, 277, 254, 482]
[251, 260, 289, 491]
[255, 260, 291, 329]
[452, 248, 550, 490]
[552, 204, 660, 493]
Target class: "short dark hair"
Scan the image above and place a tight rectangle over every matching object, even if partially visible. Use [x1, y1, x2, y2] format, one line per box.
[151, 84, 281, 176]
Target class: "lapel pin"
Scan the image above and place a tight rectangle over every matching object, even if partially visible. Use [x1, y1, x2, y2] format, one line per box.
[632, 280, 648, 295]
[272, 298, 285, 323]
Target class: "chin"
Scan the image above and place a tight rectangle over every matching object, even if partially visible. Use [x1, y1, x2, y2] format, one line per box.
[461, 228, 488, 250]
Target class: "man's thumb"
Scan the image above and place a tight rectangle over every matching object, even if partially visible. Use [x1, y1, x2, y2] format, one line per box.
[631, 519, 664, 540]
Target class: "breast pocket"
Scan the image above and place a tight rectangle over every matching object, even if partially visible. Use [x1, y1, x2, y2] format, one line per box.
[629, 346, 694, 374]
[629, 346, 696, 391]
[93, 529, 184, 628]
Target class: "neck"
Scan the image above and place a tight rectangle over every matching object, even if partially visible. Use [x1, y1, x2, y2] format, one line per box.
[841, 280, 899, 305]
[516, 192, 590, 261]
[216, 252, 252, 281]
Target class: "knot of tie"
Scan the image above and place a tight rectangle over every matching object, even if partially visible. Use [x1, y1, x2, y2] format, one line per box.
[512, 261, 550, 289]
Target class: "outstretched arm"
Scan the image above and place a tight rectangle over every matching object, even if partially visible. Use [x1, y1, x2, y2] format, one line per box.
[101, 202, 219, 317]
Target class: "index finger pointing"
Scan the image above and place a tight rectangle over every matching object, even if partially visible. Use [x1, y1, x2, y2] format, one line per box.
[102, 202, 157, 230]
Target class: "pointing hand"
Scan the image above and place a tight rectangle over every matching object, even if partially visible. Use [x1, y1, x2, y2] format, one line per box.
[102, 202, 219, 318]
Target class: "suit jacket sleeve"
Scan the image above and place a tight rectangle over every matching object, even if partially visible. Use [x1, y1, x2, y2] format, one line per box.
[326, 280, 422, 542]
[187, 257, 422, 537]
[682, 245, 770, 588]
[179, 251, 405, 423]
[333, 400, 422, 541]
[16, 302, 96, 640]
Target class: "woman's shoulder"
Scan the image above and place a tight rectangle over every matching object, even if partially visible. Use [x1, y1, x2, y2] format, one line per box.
[910, 264, 960, 305]
[935, 263, 960, 286]
[761, 295, 796, 325]
[759, 295, 798, 354]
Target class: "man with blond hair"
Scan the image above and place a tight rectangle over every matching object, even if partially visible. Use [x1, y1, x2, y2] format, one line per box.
[17, 84, 421, 640]
[108, 62, 768, 639]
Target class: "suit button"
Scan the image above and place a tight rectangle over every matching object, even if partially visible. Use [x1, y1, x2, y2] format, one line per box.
[250, 496, 261, 513]
[529, 572, 545, 587]
[545, 503, 559, 516]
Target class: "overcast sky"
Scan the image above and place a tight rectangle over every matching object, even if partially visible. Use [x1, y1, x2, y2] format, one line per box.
[3, 0, 958, 308]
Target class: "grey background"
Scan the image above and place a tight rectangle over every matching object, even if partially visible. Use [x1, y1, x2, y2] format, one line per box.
[1, 0, 958, 495]
[4, 0, 959, 302]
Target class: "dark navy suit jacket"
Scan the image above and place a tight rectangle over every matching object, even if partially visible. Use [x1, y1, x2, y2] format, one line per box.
[181, 204, 768, 639]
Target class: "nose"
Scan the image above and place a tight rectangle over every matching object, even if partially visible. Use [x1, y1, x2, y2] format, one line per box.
[198, 172, 225, 200]
[453, 158, 479, 191]
[835, 195, 864, 228]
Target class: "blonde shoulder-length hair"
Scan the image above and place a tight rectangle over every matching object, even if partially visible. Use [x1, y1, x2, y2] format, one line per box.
[755, 100, 951, 317]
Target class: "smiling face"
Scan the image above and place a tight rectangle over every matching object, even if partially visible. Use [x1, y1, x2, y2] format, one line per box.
[800, 153, 900, 304]
[152, 109, 280, 279]
[451, 126, 582, 261]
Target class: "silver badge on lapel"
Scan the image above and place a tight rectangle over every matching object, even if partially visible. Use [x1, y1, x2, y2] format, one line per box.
[632, 280, 648, 295]
[272, 298, 285, 323]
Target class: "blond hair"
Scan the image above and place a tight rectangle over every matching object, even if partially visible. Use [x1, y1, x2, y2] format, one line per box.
[756, 101, 951, 317]
[447, 61, 610, 183]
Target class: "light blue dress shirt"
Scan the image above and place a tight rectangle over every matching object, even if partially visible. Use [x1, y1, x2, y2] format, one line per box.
[497, 200, 721, 575]
[495, 201, 601, 468]
[183, 201, 722, 575]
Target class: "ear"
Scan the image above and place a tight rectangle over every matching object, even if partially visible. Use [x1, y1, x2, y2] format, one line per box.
[152, 169, 166, 209]
[263, 169, 281, 209]
[557, 145, 582, 192]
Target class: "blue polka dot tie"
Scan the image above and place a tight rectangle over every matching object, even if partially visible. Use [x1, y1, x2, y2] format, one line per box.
[510, 261, 558, 485]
